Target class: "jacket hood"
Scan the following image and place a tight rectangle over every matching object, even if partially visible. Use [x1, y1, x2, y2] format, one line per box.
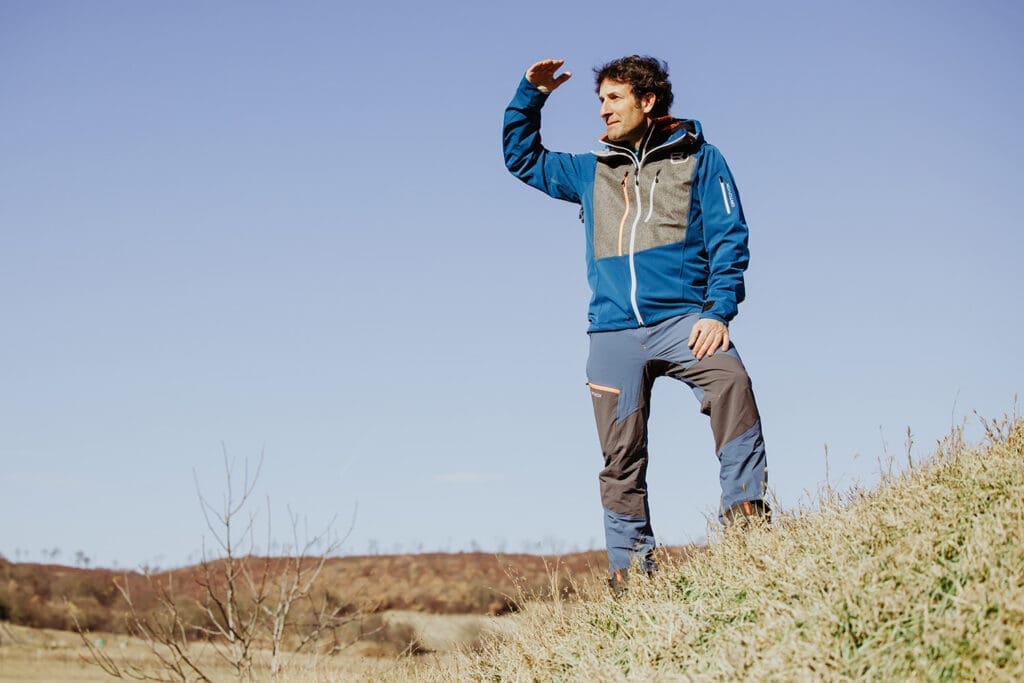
[599, 116, 705, 157]
[650, 116, 704, 143]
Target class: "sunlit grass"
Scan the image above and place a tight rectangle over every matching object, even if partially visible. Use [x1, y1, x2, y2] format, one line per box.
[428, 413, 1024, 681]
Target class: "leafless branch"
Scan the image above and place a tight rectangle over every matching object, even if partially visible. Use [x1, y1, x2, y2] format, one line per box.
[76, 449, 355, 681]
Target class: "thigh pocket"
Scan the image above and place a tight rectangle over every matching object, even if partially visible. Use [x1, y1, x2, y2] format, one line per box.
[590, 382, 649, 517]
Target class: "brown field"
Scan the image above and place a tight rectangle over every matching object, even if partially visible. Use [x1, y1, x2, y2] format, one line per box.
[0, 547, 702, 632]
[0, 547, 697, 681]
[0, 614, 485, 682]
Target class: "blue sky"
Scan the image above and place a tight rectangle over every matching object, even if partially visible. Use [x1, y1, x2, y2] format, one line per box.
[2, 1, 1022, 569]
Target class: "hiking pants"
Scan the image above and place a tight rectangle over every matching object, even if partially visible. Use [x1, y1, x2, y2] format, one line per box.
[586, 312, 768, 574]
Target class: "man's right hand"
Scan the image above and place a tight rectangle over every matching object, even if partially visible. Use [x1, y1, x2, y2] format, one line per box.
[526, 59, 572, 94]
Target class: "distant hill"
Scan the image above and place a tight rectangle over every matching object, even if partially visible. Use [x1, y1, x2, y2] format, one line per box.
[0, 546, 699, 634]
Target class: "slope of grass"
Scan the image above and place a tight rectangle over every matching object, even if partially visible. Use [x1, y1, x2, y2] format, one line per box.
[443, 415, 1024, 681]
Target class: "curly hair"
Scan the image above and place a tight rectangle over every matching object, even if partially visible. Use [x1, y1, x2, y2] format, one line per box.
[594, 55, 674, 117]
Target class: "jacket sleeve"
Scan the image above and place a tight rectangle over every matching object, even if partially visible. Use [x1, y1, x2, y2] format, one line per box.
[697, 145, 749, 324]
[503, 76, 585, 203]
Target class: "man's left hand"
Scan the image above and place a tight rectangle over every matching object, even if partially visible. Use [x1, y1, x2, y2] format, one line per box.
[688, 318, 730, 360]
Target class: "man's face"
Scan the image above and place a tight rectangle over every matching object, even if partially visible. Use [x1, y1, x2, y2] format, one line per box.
[598, 79, 655, 146]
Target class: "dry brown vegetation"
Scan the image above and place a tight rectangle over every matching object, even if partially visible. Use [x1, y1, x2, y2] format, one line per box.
[0, 548, 703, 635]
[0, 451, 700, 681]
[0, 549, 702, 680]
[0, 619, 465, 681]
[0, 549, 692, 680]
[316, 548, 698, 615]
[0, 563, 124, 633]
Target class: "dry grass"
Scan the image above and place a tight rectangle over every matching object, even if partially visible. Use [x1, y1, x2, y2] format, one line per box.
[0, 613, 488, 682]
[4, 415, 1021, 681]
[416, 414, 1024, 682]
[315, 550, 613, 615]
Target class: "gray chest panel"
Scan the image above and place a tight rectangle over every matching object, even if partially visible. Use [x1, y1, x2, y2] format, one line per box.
[592, 154, 697, 260]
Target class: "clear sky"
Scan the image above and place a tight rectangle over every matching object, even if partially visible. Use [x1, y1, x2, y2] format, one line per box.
[2, 1, 1022, 569]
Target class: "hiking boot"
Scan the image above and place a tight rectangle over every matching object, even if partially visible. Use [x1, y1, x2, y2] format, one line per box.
[608, 564, 658, 598]
[608, 568, 629, 598]
[723, 499, 771, 530]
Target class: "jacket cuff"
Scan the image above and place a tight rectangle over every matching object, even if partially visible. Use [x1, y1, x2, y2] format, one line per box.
[699, 312, 730, 325]
[700, 300, 733, 325]
[517, 75, 549, 104]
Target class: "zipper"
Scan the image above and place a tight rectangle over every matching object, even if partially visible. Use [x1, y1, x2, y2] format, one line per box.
[719, 176, 733, 215]
[640, 130, 692, 165]
[627, 171, 645, 325]
[596, 146, 646, 324]
[617, 172, 630, 255]
[644, 169, 661, 222]
[598, 132, 692, 327]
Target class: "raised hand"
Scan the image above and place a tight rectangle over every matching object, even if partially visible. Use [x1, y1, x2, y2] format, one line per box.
[526, 59, 572, 94]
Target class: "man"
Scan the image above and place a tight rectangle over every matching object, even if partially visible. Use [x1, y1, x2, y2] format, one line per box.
[503, 56, 770, 590]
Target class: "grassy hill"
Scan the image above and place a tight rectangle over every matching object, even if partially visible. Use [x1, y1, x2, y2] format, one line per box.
[438, 415, 1024, 681]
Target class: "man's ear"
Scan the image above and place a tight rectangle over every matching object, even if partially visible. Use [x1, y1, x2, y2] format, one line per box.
[640, 92, 657, 114]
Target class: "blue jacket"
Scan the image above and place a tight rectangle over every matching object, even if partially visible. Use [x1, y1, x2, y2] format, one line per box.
[503, 77, 750, 332]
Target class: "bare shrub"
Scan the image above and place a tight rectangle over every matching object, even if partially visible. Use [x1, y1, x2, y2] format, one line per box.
[355, 614, 428, 658]
[74, 452, 356, 681]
